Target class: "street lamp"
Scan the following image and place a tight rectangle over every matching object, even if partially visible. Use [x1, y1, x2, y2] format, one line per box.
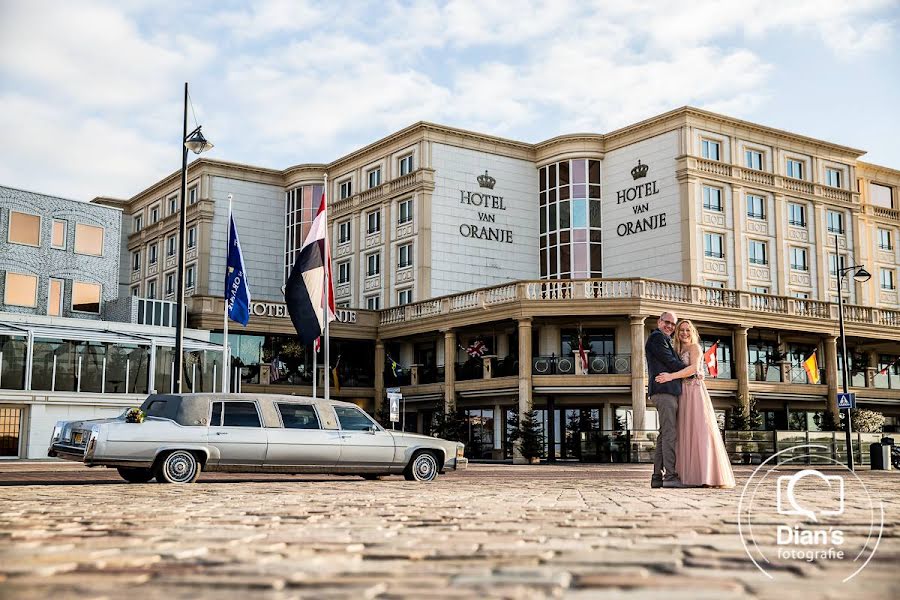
[834, 236, 871, 471]
[174, 82, 213, 393]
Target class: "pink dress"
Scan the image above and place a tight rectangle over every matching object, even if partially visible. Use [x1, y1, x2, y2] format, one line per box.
[675, 350, 735, 488]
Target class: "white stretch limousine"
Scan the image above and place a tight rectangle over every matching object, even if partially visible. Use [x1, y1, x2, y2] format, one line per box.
[48, 393, 467, 483]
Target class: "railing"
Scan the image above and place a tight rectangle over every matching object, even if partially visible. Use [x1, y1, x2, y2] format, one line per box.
[696, 158, 731, 177]
[330, 169, 433, 216]
[378, 277, 900, 330]
[873, 206, 900, 222]
[821, 185, 852, 203]
[724, 430, 886, 466]
[784, 178, 814, 195]
[740, 168, 774, 186]
[748, 362, 783, 382]
[135, 298, 178, 327]
[532, 354, 631, 375]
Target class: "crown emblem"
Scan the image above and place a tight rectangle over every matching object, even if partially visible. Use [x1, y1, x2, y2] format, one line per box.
[631, 160, 649, 180]
[476, 170, 496, 189]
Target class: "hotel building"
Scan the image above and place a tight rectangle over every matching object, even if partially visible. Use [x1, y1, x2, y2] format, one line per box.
[1, 106, 898, 461]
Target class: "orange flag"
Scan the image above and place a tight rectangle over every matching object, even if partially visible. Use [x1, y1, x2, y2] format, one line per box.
[803, 351, 820, 384]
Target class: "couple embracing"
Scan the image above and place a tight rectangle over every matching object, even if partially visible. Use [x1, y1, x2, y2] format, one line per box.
[645, 312, 735, 489]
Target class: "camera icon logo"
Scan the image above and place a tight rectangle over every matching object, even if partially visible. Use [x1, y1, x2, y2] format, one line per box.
[776, 469, 844, 522]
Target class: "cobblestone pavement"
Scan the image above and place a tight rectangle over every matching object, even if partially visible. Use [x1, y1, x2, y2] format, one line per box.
[0, 462, 897, 599]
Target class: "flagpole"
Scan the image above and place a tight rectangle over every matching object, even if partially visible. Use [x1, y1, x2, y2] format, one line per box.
[222, 194, 232, 393]
[312, 343, 317, 399]
[324, 174, 331, 402]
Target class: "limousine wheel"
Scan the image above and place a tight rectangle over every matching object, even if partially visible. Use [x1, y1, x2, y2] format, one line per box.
[156, 450, 201, 484]
[404, 451, 439, 482]
[116, 467, 154, 483]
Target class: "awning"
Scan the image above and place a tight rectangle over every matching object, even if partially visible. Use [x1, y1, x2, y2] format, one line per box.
[0, 320, 223, 351]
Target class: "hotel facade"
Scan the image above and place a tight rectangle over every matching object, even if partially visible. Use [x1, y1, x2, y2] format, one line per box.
[2, 107, 899, 461]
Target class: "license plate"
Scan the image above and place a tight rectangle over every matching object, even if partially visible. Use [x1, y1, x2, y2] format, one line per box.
[73, 432, 83, 445]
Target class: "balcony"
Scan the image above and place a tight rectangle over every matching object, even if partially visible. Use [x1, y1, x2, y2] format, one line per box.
[532, 354, 631, 375]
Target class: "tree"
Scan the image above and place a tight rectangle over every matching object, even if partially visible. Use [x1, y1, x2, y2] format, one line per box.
[729, 395, 763, 430]
[508, 409, 544, 462]
[429, 401, 467, 442]
[851, 408, 885, 433]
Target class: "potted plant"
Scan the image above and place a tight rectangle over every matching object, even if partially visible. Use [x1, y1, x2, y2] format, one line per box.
[507, 409, 544, 463]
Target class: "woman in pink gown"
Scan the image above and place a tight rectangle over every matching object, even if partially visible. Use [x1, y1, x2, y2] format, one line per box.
[655, 320, 735, 488]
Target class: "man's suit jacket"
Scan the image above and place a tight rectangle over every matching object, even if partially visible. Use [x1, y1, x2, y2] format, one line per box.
[645, 328, 688, 397]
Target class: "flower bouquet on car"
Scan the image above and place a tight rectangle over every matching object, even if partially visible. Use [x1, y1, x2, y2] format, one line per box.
[125, 407, 146, 423]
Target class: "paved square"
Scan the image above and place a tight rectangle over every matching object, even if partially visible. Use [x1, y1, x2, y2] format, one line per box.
[0, 463, 897, 599]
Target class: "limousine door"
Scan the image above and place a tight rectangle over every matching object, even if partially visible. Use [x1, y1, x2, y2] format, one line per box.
[207, 401, 267, 467]
[332, 405, 396, 467]
[266, 403, 341, 467]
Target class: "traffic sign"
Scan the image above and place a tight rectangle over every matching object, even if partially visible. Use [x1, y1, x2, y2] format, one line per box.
[387, 387, 402, 422]
[837, 392, 856, 410]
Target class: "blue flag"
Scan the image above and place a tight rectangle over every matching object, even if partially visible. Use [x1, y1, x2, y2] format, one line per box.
[225, 214, 251, 326]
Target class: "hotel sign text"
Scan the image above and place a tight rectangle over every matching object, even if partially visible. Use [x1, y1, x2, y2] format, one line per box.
[249, 301, 357, 323]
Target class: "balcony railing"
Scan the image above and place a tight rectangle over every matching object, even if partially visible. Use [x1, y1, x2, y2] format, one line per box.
[532, 354, 631, 375]
[379, 278, 900, 331]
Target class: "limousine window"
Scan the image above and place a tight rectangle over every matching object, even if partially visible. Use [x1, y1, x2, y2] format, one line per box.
[145, 400, 168, 417]
[334, 406, 377, 431]
[278, 404, 320, 429]
[210, 401, 261, 427]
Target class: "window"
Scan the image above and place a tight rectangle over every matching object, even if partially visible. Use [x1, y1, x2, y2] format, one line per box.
[786, 159, 804, 179]
[749, 240, 767, 265]
[882, 269, 896, 290]
[339, 179, 352, 199]
[132, 251, 141, 272]
[5, 272, 37, 307]
[827, 210, 844, 234]
[366, 253, 380, 277]
[702, 186, 722, 211]
[150, 204, 160, 224]
[133, 214, 143, 232]
[166, 235, 177, 256]
[8, 211, 40, 246]
[188, 187, 197, 205]
[165, 272, 175, 296]
[825, 168, 842, 188]
[367, 168, 381, 189]
[334, 405, 377, 431]
[366, 295, 380, 310]
[746, 194, 765, 219]
[788, 203, 806, 227]
[72, 281, 101, 313]
[704, 233, 724, 258]
[338, 221, 351, 244]
[147, 280, 157, 299]
[706, 280, 725, 288]
[51, 220, 67, 249]
[337, 261, 350, 284]
[397, 289, 413, 305]
[187, 226, 196, 248]
[871, 183, 894, 209]
[74, 223, 104, 256]
[130, 285, 140, 297]
[745, 149, 763, 170]
[398, 243, 412, 268]
[794, 292, 810, 299]
[337, 301, 350, 309]
[186, 265, 196, 289]
[751, 286, 769, 294]
[398, 154, 414, 176]
[790, 247, 808, 271]
[878, 229, 893, 250]
[701, 139, 721, 160]
[829, 254, 846, 277]
[210, 402, 262, 427]
[278, 404, 321, 429]
[366, 210, 381, 234]
[398, 198, 413, 224]
[168, 196, 177, 215]
[148, 243, 158, 265]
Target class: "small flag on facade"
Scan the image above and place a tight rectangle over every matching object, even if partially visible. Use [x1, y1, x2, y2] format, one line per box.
[704, 341, 719, 378]
[578, 336, 589, 373]
[270, 354, 280, 383]
[387, 355, 399, 378]
[878, 356, 899, 375]
[225, 213, 251, 326]
[466, 340, 487, 358]
[803, 351, 820, 384]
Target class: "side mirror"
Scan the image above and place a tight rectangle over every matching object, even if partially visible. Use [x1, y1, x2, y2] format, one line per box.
[367, 425, 378, 434]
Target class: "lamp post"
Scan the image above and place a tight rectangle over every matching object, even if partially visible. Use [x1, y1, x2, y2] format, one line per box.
[174, 82, 214, 393]
[834, 236, 871, 471]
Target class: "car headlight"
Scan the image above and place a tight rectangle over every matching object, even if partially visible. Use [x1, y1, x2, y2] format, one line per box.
[456, 444, 465, 459]
[51, 422, 64, 443]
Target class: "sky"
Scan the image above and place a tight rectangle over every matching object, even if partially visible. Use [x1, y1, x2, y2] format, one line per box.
[1, 0, 898, 201]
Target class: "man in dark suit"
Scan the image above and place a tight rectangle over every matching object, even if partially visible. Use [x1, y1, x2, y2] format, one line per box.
[645, 311, 688, 488]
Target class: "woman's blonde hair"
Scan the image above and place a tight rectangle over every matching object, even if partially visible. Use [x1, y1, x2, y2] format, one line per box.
[674, 319, 700, 355]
